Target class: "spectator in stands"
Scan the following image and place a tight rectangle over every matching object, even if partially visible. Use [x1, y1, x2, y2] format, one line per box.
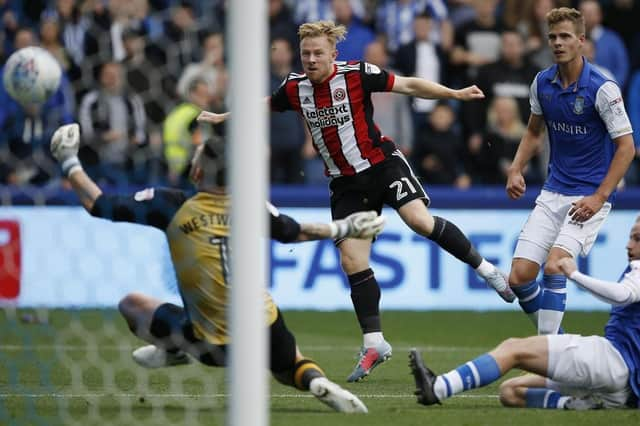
[479, 96, 539, 185]
[120, 25, 168, 183]
[176, 32, 226, 101]
[122, 26, 167, 127]
[394, 11, 446, 125]
[411, 101, 470, 188]
[445, 0, 475, 29]
[502, 0, 527, 30]
[376, 0, 450, 54]
[0, 91, 71, 184]
[269, 0, 299, 64]
[463, 30, 538, 151]
[130, 0, 164, 42]
[40, 0, 90, 88]
[450, 0, 503, 84]
[78, 61, 147, 185]
[333, 0, 375, 61]
[39, 16, 74, 74]
[294, 0, 366, 25]
[163, 78, 213, 187]
[83, 0, 131, 63]
[45, 0, 89, 61]
[365, 40, 413, 156]
[1, 0, 21, 56]
[0, 27, 75, 185]
[12, 25, 36, 51]
[516, 0, 558, 70]
[269, 37, 307, 184]
[148, 1, 200, 98]
[580, 0, 629, 88]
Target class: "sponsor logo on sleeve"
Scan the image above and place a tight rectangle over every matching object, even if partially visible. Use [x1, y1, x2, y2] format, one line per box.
[609, 97, 625, 116]
[365, 63, 381, 75]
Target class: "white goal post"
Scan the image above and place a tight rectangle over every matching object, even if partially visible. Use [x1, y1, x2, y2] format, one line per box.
[228, 0, 268, 425]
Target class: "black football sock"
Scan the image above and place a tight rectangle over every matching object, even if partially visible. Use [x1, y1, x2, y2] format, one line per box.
[348, 268, 381, 333]
[428, 216, 483, 268]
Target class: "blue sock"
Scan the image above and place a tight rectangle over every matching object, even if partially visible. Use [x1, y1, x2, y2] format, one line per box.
[525, 388, 569, 409]
[512, 280, 542, 314]
[434, 354, 502, 400]
[539, 274, 567, 335]
[512, 279, 542, 329]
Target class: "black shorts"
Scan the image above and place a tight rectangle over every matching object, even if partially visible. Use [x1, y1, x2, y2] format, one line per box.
[329, 152, 429, 221]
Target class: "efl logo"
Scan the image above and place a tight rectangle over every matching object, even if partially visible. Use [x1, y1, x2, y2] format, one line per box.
[0, 220, 21, 300]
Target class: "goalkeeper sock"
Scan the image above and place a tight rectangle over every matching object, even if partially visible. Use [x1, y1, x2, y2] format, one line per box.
[348, 269, 381, 333]
[293, 359, 325, 391]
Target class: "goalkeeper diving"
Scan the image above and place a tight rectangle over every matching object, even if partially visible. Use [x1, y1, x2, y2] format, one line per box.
[51, 123, 385, 413]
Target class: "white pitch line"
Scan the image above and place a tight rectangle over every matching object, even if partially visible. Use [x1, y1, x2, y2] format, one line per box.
[0, 393, 498, 400]
[0, 345, 489, 352]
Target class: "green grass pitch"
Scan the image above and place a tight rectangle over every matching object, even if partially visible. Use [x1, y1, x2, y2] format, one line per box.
[1, 309, 638, 425]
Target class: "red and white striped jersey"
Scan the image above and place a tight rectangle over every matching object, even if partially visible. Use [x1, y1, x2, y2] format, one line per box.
[270, 61, 398, 177]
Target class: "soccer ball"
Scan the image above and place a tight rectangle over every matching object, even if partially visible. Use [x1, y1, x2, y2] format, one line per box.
[3, 46, 62, 106]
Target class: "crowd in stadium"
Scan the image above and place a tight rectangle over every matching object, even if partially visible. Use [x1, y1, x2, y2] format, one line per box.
[0, 0, 638, 188]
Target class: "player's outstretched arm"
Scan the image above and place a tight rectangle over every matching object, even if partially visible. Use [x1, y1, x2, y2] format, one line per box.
[270, 205, 385, 243]
[557, 258, 640, 306]
[391, 76, 484, 101]
[50, 123, 102, 212]
[197, 97, 272, 125]
[297, 211, 386, 242]
[506, 114, 545, 200]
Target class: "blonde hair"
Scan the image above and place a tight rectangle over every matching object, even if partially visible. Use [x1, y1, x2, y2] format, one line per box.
[298, 21, 347, 47]
[488, 97, 525, 139]
[546, 7, 585, 35]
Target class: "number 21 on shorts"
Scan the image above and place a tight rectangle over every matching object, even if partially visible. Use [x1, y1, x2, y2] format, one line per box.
[389, 177, 417, 201]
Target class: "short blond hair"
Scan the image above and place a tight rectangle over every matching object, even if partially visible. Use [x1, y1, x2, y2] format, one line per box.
[298, 21, 347, 47]
[546, 7, 585, 35]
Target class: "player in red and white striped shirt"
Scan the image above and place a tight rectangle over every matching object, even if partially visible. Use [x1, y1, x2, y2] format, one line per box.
[198, 20, 514, 383]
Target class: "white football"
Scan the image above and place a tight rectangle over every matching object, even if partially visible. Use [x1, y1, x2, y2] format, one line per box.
[3, 46, 62, 106]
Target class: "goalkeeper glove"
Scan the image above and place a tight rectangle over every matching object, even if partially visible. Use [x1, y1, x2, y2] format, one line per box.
[51, 123, 82, 177]
[330, 211, 385, 239]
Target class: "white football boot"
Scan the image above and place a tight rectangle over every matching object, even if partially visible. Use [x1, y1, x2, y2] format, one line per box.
[132, 345, 192, 368]
[485, 269, 516, 303]
[309, 377, 368, 413]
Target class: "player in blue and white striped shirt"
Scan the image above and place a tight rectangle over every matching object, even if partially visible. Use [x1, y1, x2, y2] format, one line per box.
[504, 7, 635, 336]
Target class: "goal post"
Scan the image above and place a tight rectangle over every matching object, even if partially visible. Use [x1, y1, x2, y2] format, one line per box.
[228, 1, 269, 426]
